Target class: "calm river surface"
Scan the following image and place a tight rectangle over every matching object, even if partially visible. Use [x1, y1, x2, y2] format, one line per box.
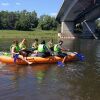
[0, 38, 100, 100]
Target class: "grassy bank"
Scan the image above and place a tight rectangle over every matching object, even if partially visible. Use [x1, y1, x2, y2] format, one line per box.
[0, 29, 57, 39]
[0, 29, 58, 51]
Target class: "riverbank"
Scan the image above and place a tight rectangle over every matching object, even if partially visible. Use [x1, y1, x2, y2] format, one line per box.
[0, 29, 57, 39]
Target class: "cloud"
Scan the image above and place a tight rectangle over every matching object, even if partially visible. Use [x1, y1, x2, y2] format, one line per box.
[16, 2, 21, 6]
[50, 13, 57, 17]
[1, 2, 9, 6]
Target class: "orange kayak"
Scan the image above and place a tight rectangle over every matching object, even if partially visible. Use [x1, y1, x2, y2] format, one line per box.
[0, 53, 77, 65]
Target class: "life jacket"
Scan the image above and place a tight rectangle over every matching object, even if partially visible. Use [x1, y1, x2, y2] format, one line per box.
[54, 44, 61, 53]
[38, 44, 46, 53]
[10, 44, 20, 53]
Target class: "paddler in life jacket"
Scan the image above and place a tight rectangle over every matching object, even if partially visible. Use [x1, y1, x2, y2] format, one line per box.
[47, 39, 54, 52]
[31, 38, 39, 51]
[37, 40, 51, 57]
[10, 40, 20, 57]
[10, 40, 32, 64]
[54, 40, 68, 64]
[19, 38, 32, 57]
[19, 38, 27, 50]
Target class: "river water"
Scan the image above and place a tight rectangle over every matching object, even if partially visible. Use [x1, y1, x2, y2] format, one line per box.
[0, 39, 100, 100]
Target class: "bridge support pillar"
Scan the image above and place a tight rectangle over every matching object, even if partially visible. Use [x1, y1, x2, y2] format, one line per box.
[61, 21, 75, 37]
[82, 21, 96, 37]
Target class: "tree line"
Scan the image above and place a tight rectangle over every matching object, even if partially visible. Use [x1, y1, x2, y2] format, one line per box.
[0, 10, 58, 31]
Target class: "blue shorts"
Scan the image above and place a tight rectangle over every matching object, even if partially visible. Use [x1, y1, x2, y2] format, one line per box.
[13, 54, 19, 63]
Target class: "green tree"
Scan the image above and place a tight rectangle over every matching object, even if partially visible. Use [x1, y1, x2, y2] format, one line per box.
[0, 10, 58, 31]
[38, 15, 57, 30]
[15, 10, 38, 31]
[7, 12, 18, 29]
[29, 11, 38, 28]
[0, 11, 8, 29]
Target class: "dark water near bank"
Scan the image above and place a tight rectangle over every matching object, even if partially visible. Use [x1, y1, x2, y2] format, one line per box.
[0, 39, 100, 100]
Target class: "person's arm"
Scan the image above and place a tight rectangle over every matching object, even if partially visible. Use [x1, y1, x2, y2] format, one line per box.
[11, 47, 19, 55]
[43, 45, 49, 52]
[61, 46, 69, 51]
[21, 38, 26, 44]
[19, 42, 27, 50]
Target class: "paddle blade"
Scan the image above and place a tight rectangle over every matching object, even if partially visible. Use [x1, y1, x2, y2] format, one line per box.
[76, 53, 85, 61]
[57, 61, 65, 67]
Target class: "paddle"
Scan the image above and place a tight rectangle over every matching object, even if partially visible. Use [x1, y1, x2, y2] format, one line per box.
[57, 61, 65, 67]
[57, 52, 85, 67]
[57, 48, 70, 67]
[75, 52, 85, 61]
[57, 54, 67, 67]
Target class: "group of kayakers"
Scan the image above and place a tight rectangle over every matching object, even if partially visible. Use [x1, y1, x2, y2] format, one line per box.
[10, 38, 68, 64]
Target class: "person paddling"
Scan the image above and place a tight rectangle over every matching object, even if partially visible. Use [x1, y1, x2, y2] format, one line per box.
[19, 38, 27, 50]
[10, 40, 32, 64]
[37, 40, 51, 57]
[54, 40, 68, 64]
[31, 38, 39, 51]
[19, 38, 32, 57]
[47, 39, 54, 52]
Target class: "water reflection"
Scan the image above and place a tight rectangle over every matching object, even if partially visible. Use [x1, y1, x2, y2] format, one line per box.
[0, 64, 50, 86]
[0, 63, 52, 100]
[31, 64, 50, 84]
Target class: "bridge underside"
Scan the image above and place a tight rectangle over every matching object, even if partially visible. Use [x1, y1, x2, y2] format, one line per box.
[57, 0, 100, 38]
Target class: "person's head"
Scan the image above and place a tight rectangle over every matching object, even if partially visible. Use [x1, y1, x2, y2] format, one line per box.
[41, 40, 45, 44]
[58, 40, 63, 45]
[13, 40, 19, 45]
[49, 39, 53, 43]
[35, 38, 38, 42]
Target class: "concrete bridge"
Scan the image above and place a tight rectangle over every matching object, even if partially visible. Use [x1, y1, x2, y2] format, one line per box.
[56, 0, 100, 39]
